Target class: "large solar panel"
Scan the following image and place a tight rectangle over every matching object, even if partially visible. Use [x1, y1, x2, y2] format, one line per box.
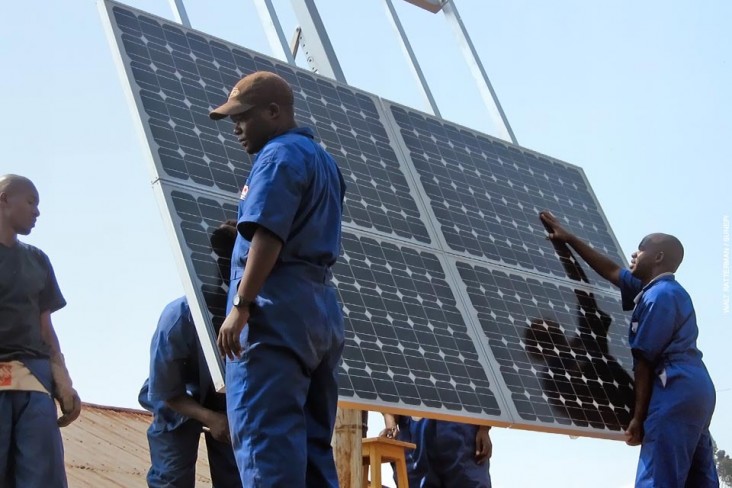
[386, 103, 625, 292]
[108, 2, 433, 246]
[102, 0, 634, 438]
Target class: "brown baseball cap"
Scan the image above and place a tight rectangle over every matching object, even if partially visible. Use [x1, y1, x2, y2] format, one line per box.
[209, 71, 294, 120]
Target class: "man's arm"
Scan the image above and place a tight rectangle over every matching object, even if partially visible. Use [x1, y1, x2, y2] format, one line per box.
[40, 311, 81, 427]
[540, 211, 622, 286]
[379, 413, 400, 438]
[625, 357, 653, 446]
[165, 395, 230, 443]
[217, 226, 283, 359]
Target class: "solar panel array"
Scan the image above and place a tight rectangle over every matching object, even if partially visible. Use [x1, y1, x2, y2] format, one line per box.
[103, 0, 634, 437]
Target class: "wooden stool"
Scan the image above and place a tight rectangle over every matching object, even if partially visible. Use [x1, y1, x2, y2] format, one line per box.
[361, 437, 416, 488]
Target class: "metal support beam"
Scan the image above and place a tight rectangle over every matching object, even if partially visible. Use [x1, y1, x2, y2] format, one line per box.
[254, 0, 296, 65]
[442, 0, 518, 144]
[383, 0, 441, 117]
[167, 0, 191, 28]
[402, 0, 444, 13]
[291, 27, 303, 59]
[289, 0, 347, 83]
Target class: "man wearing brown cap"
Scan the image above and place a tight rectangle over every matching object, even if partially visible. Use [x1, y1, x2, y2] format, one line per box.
[210, 71, 346, 488]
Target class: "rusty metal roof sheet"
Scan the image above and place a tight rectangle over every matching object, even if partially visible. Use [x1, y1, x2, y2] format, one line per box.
[62, 403, 213, 487]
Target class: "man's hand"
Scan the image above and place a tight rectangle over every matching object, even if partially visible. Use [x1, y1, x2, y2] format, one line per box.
[474, 426, 492, 464]
[624, 417, 644, 446]
[539, 211, 573, 243]
[50, 352, 81, 427]
[206, 412, 231, 444]
[57, 389, 81, 427]
[217, 307, 249, 359]
[380, 413, 399, 438]
[379, 426, 399, 438]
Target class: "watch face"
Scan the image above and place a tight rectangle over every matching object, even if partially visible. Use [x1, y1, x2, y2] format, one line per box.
[233, 295, 242, 307]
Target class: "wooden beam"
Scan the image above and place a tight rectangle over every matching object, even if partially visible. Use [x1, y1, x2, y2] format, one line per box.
[332, 408, 363, 487]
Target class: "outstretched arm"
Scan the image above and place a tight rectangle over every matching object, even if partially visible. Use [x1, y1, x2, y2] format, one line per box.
[40, 311, 81, 427]
[540, 212, 622, 287]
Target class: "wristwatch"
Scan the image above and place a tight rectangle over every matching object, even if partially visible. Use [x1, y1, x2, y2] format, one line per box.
[232, 295, 255, 310]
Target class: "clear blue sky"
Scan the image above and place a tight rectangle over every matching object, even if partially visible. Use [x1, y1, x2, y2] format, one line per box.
[2, 1, 730, 487]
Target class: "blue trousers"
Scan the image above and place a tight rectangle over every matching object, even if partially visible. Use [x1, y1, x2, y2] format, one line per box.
[635, 364, 718, 487]
[0, 390, 67, 488]
[226, 343, 342, 488]
[147, 419, 242, 488]
[397, 418, 491, 488]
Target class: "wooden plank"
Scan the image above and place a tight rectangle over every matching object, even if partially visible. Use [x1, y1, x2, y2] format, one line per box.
[332, 408, 362, 487]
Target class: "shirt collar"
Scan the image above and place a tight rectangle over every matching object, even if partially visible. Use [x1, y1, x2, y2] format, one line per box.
[633, 272, 675, 305]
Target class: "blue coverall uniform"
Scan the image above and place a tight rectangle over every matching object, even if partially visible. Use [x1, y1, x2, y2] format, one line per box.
[225, 127, 346, 487]
[397, 417, 491, 488]
[0, 242, 67, 488]
[618, 269, 718, 487]
[139, 297, 241, 488]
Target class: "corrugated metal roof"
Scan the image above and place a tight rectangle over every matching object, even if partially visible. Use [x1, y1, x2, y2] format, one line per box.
[62, 403, 213, 487]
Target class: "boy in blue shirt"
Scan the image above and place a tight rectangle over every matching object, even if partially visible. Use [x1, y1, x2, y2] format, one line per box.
[139, 220, 241, 488]
[209, 71, 346, 487]
[540, 211, 718, 487]
[381, 414, 492, 488]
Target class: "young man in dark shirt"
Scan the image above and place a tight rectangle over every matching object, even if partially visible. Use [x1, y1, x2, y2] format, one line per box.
[0, 174, 80, 487]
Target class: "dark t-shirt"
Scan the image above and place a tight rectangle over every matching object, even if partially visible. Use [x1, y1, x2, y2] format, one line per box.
[0, 241, 66, 361]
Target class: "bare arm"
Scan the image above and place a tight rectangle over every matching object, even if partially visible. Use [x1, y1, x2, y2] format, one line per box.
[236, 226, 283, 303]
[40, 311, 81, 427]
[624, 357, 654, 446]
[217, 226, 283, 359]
[380, 413, 400, 438]
[540, 211, 622, 287]
[165, 395, 230, 443]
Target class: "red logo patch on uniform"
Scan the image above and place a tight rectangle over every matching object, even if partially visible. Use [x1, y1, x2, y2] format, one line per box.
[240, 185, 249, 200]
[0, 364, 11, 386]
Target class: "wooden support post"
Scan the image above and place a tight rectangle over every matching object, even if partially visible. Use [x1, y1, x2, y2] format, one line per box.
[332, 408, 363, 488]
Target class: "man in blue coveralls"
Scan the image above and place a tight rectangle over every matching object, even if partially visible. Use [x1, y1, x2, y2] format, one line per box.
[0, 174, 81, 488]
[381, 414, 492, 487]
[139, 220, 242, 488]
[209, 71, 346, 487]
[540, 211, 718, 487]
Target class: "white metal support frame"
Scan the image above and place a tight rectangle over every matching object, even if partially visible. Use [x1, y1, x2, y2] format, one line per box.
[167, 0, 191, 28]
[288, 0, 347, 83]
[383, 0, 442, 118]
[166, 0, 516, 144]
[254, 0, 296, 65]
[441, 0, 518, 144]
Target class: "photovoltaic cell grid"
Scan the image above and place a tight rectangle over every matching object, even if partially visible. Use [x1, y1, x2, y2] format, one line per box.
[164, 187, 239, 331]
[161, 183, 506, 418]
[456, 261, 634, 431]
[387, 105, 625, 291]
[335, 233, 502, 415]
[104, 1, 635, 436]
[111, 4, 431, 244]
